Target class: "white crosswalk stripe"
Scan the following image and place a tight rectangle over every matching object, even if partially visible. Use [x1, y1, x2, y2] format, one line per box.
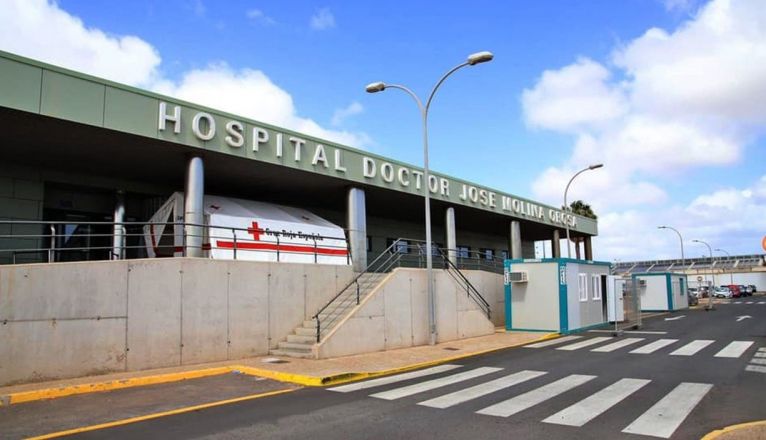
[630, 339, 679, 354]
[542, 378, 650, 427]
[556, 337, 613, 351]
[524, 335, 582, 348]
[476, 374, 596, 417]
[758, 301, 765, 304]
[591, 337, 644, 353]
[622, 382, 713, 438]
[714, 341, 754, 358]
[746, 301, 754, 304]
[670, 340, 714, 356]
[418, 370, 546, 409]
[370, 367, 502, 400]
[328, 364, 462, 393]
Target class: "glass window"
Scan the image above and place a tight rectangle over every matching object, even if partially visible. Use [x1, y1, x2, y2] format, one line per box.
[501, 250, 509, 260]
[387, 238, 409, 254]
[457, 245, 470, 259]
[578, 274, 588, 301]
[481, 248, 494, 260]
[591, 274, 602, 300]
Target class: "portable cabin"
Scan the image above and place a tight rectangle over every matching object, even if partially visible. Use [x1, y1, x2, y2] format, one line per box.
[632, 272, 688, 312]
[504, 258, 612, 334]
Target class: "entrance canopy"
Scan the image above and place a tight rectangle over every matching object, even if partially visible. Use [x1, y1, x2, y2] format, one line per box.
[143, 192, 349, 265]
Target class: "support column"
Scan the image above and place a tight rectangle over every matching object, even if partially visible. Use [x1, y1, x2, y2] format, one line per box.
[552, 229, 561, 258]
[445, 207, 456, 265]
[584, 236, 593, 260]
[112, 190, 125, 260]
[510, 220, 522, 259]
[184, 156, 205, 257]
[347, 187, 367, 272]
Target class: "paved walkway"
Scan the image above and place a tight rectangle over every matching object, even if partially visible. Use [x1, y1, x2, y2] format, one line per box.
[0, 330, 545, 397]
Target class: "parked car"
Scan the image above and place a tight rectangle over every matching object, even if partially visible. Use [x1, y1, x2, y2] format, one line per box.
[738, 285, 750, 296]
[698, 286, 710, 298]
[714, 287, 732, 298]
[748, 285, 758, 294]
[727, 284, 742, 298]
[688, 292, 699, 306]
[688, 287, 699, 298]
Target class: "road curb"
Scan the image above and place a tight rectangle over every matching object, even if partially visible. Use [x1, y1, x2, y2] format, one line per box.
[2, 332, 558, 405]
[700, 420, 766, 439]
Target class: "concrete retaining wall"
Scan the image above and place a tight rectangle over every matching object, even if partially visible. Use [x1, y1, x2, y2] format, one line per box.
[0, 258, 353, 386]
[316, 268, 499, 358]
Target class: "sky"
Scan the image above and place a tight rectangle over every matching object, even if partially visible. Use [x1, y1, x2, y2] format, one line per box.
[1, 0, 764, 261]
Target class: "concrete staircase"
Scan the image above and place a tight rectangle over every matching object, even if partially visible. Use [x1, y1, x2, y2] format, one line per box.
[270, 272, 384, 359]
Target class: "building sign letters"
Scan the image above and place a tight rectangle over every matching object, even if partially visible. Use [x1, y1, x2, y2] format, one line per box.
[158, 102, 579, 230]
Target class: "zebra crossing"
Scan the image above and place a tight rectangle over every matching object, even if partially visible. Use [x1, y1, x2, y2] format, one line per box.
[328, 364, 712, 438]
[727, 301, 765, 304]
[525, 335, 755, 358]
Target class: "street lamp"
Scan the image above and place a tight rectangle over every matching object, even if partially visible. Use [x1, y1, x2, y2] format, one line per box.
[657, 226, 685, 271]
[714, 248, 734, 284]
[692, 239, 715, 310]
[564, 164, 603, 258]
[366, 51, 493, 345]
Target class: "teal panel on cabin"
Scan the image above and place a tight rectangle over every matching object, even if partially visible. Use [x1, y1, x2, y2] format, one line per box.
[40, 70, 105, 127]
[0, 58, 42, 113]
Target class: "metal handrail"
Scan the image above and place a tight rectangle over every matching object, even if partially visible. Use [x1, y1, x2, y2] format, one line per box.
[438, 249, 491, 318]
[312, 238, 494, 343]
[0, 220, 349, 264]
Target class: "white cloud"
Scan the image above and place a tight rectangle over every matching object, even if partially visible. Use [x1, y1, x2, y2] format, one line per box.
[661, 0, 696, 12]
[246, 9, 275, 25]
[596, 175, 766, 260]
[189, 0, 206, 18]
[310, 8, 335, 30]
[156, 64, 371, 147]
[0, 0, 370, 149]
[331, 102, 364, 126]
[522, 0, 766, 258]
[0, 0, 162, 88]
[521, 58, 627, 133]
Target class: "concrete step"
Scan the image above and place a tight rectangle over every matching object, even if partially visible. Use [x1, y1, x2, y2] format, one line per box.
[303, 320, 317, 328]
[295, 327, 317, 337]
[269, 349, 314, 359]
[278, 341, 313, 352]
[287, 334, 316, 344]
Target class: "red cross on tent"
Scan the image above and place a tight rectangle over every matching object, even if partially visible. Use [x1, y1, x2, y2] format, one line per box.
[247, 221, 262, 241]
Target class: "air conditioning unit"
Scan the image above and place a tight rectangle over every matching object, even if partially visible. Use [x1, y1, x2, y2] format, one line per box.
[509, 271, 529, 283]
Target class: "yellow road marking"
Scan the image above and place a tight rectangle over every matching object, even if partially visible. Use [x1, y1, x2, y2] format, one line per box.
[700, 420, 766, 440]
[4, 331, 559, 405]
[26, 388, 297, 440]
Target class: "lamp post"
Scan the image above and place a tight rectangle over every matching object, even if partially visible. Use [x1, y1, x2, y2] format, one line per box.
[692, 239, 715, 310]
[657, 226, 685, 272]
[366, 51, 493, 345]
[564, 164, 603, 258]
[714, 248, 734, 284]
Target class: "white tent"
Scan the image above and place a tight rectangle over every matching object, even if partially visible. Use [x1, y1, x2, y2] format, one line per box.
[143, 192, 349, 265]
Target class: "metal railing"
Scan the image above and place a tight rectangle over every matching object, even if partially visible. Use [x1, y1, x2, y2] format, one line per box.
[312, 238, 492, 343]
[0, 220, 349, 264]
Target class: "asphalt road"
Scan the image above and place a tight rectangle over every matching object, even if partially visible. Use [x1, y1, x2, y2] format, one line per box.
[70, 300, 766, 440]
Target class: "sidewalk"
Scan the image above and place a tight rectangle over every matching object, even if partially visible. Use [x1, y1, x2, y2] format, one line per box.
[0, 329, 549, 404]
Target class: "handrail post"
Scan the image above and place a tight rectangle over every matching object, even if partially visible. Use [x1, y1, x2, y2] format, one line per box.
[48, 224, 56, 263]
[276, 236, 280, 262]
[356, 280, 360, 305]
[232, 228, 237, 260]
[314, 237, 318, 263]
[316, 317, 321, 343]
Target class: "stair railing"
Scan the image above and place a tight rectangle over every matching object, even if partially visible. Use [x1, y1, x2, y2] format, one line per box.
[313, 238, 413, 342]
[437, 248, 491, 319]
